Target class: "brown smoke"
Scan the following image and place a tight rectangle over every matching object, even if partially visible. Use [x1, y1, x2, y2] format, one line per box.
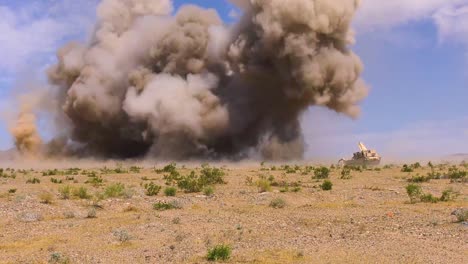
[39, 0, 368, 160]
[10, 107, 42, 156]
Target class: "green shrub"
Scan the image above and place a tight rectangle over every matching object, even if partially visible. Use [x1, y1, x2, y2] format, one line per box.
[207, 244, 232, 261]
[199, 164, 225, 185]
[203, 186, 214, 196]
[340, 168, 352, 179]
[58, 185, 71, 199]
[256, 179, 271, 193]
[156, 163, 177, 173]
[314, 167, 330, 179]
[144, 182, 161, 196]
[269, 198, 286, 209]
[420, 193, 439, 203]
[407, 174, 430, 183]
[320, 180, 333, 191]
[50, 178, 62, 184]
[406, 184, 422, 203]
[85, 176, 103, 187]
[39, 192, 54, 204]
[153, 201, 181, 211]
[164, 187, 177, 196]
[440, 188, 459, 202]
[49, 252, 70, 264]
[401, 164, 414, 172]
[104, 183, 126, 198]
[447, 167, 467, 182]
[73, 187, 91, 199]
[26, 178, 40, 184]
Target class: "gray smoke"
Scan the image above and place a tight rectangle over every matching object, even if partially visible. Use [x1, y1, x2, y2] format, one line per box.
[43, 0, 368, 160]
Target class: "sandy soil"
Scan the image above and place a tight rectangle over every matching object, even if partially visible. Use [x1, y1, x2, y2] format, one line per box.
[0, 162, 466, 264]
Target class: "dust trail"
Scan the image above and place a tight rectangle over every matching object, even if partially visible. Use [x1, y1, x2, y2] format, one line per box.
[15, 0, 368, 160]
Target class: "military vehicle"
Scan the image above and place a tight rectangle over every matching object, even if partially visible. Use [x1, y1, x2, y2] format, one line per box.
[338, 142, 381, 167]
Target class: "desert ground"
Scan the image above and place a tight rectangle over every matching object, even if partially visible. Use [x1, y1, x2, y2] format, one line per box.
[0, 161, 466, 264]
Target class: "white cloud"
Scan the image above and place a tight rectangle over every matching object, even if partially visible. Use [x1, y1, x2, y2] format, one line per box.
[0, 0, 97, 75]
[355, 0, 468, 32]
[433, 5, 468, 45]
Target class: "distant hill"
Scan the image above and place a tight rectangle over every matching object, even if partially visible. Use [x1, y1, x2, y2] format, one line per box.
[442, 153, 468, 163]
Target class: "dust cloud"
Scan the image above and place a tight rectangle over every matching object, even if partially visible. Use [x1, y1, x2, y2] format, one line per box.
[11, 0, 368, 160]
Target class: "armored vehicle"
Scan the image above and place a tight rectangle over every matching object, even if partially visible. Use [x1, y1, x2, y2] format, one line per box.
[338, 142, 381, 167]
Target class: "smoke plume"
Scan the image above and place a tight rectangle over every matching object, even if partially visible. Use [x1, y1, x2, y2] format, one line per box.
[31, 0, 367, 160]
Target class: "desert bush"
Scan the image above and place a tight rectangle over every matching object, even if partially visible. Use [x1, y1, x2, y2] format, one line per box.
[26, 178, 41, 184]
[269, 198, 286, 208]
[203, 186, 214, 196]
[104, 183, 127, 198]
[177, 167, 226, 193]
[320, 180, 333, 191]
[144, 182, 161, 196]
[407, 174, 430, 183]
[256, 179, 271, 193]
[113, 229, 131, 243]
[73, 187, 91, 199]
[50, 178, 63, 184]
[63, 211, 75, 219]
[401, 164, 414, 173]
[314, 167, 330, 179]
[340, 168, 352, 179]
[153, 201, 182, 211]
[39, 192, 54, 204]
[156, 162, 177, 173]
[406, 184, 422, 203]
[420, 193, 439, 203]
[440, 188, 460, 202]
[199, 164, 225, 185]
[207, 244, 232, 261]
[447, 167, 467, 182]
[8, 188, 17, 194]
[129, 166, 141, 173]
[452, 209, 468, 222]
[49, 252, 70, 264]
[87, 208, 97, 218]
[164, 187, 177, 196]
[85, 176, 103, 187]
[58, 185, 71, 199]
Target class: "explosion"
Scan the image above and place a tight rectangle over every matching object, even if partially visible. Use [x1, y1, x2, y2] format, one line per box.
[16, 0, 368, 160]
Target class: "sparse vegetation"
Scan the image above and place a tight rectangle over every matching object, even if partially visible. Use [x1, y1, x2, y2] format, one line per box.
[164, 187, 177, 196]
[144, 182, 161, 196]
[256, 179, 272, 193]
[153, 201, 182, 211]
[203, 186, 214, 196]
[58, 185, 72, 199]
[49, 252, 70, 264]
[321, 180, 333, 191]
[26, 177, 40, 184]
[340, 168, 352, 179]
[440, 188, 459, 202]
[269, 197, 286, 208]
[452, 209, 468, 223]
[207, 244, 232, 261]
[104, 183, 128, 198]
[39, 192, 54, 204]
[113, 229, 131, 243]
[50, 178, 63, 184]
[406, 184, 423, 203]
[314, 167, 330, 179]
[73, 186, 91, 199]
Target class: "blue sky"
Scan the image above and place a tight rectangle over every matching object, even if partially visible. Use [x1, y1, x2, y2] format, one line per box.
[0, 0, 467, 159]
